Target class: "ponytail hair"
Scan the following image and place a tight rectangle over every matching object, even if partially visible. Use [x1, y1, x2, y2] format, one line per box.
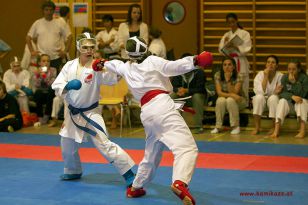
[226, 13, 243, 29]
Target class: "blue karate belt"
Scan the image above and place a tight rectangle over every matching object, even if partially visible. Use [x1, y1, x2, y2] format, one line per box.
[68, 102, 108, 137]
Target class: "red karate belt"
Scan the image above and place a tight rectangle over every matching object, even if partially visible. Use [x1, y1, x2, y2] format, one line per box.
[140, 90, 196, 115]
[141, 90, 169, 106]
[229, 53, 240, 72]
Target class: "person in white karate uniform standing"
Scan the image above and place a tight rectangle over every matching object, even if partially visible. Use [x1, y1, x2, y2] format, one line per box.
[93, 36, 213, 205]
[219, 13, 252, 105]
[51, 32, 136, 186]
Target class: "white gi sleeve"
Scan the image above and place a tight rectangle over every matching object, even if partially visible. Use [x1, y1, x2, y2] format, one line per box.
[3, 71, 15, 92]
[150, 56, 195, 77]
[253, 71, 265, 95]
[22, 70, 31, 88]
[276, 72, 283, 86]
[51, 62, 70, 97]
[104, 59, 125, 76]
[237, 30, 252, 56]
[218, 33, 228, 55]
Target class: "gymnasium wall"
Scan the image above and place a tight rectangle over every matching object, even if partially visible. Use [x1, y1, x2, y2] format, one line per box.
[0, 0, 44, 73]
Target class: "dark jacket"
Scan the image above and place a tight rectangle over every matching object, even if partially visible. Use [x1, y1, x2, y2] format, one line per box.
[171, 69, 206, 95]
[0, 94, 23, 129]
[279, 72, 308, 102]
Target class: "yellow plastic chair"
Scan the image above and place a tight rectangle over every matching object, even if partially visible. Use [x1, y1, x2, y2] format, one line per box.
[99, 78, 130, 136]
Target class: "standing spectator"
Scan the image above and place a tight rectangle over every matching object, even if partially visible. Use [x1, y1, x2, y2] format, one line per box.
[32, 54, 57, 126]
[96, 14, 119, 58]
[211, 57, 247, 135]
[58, 6, 72, 63]
[0, 81, 23, 132]
[270, 60, 308, 138]
[218, 13, 251, 105]
[171, 53, 206, 134]
[251, 55, 283, 135]
[26, 0, 72, 73]
[118, 4, 148, 59]
[3, 56, 32, 113]
[148, 26, 166, 59]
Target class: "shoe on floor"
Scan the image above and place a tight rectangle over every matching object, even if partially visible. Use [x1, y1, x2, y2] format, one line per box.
[7, 125, 14, 132]
[171, 180, 196, 205]
[211, 128, 219, 134]
[126, 187, 146, 198]
[193, 127, 204, 134]
[60, 173, 82, 180]
[231, 126, 240, 135]
[33, 122, 41, 127]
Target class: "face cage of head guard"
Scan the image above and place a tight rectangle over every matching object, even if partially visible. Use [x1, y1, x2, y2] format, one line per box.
[125, 36, 148, 59]
[76, 32, 96, 52]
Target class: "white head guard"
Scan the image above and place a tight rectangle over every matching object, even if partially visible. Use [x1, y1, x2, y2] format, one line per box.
[125, 36, 148, 59]
[76, 32, 96, 52]
[10, 56, 21, 67]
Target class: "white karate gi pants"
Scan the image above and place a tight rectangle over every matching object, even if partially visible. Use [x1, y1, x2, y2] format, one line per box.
[252, 94, 279, 118]
[61, 112, 135, 175]
[132, 94, 198, 188]
[51, 96, 64, 118]
[275, 98, 308, 124]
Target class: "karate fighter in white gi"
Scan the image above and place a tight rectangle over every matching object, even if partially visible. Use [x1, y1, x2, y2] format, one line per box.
[93, 36, 213, 205]
[51, 33, 136, 186]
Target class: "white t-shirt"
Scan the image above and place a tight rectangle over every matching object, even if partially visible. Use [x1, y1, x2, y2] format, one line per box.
[27, 18, 70, 60]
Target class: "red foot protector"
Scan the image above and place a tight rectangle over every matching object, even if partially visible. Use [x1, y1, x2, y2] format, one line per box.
[171, 180, 196, 205]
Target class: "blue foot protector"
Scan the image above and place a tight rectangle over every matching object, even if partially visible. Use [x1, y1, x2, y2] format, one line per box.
[123, 169, 135, 187]
[60, 173, 82, 180]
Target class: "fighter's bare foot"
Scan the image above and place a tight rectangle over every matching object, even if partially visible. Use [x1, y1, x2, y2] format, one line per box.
[269, 133, 279, 138]
[267, 128, 274, 135]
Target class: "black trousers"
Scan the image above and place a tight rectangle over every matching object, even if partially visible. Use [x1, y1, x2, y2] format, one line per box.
[50, 57, 64, 74]
[0, 118, 22, 132]
[33, 87, 55, 117]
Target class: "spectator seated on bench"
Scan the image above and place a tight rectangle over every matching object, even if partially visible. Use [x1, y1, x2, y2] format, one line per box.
[210, 57, 247, 135]
[171, 53, 206, 134]
[251, 55, 283, 135]
[270, 60, 308, 139]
